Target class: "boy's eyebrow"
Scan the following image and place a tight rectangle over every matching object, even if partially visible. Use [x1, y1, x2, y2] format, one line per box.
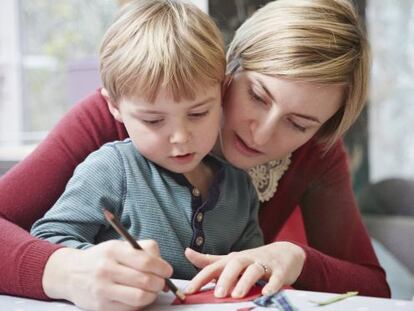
[134, 96, 217, 114]
[189, 96, 217, 109]
[255, 78, 321, 124]
[135, 109, 164, 115]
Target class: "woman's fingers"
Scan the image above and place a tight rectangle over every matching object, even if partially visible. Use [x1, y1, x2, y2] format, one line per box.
[45, 240, 175, 311]
[111, 264, 166, 292]
[184, 247, 222, 268]
[108, 284, 158, 308]
[214, 257, 249, 298]
[138, 239, 161, 256]
[185, 261, 224, 294]
[113, 241, 173, 279]
[231, 262, 265, 298]
[262, 272, 284, 296]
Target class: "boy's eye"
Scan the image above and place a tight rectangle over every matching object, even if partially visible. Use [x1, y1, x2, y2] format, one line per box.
[189, 110, 209, 118]
[142, 119, 163, 125]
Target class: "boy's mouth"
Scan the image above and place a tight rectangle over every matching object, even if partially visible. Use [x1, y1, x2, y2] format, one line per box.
[170, 153, 195, 164]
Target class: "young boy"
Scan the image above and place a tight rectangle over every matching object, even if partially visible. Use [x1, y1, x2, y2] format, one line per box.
[31, 0, 262, 281]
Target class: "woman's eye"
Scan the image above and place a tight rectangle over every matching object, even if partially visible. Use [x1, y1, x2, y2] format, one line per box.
[290, 120, 307, 133]
[189, 111, 209, 118]
[248, 88, 266, 104]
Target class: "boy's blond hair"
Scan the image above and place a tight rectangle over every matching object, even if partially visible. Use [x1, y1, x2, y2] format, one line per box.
[227, 0, 369, 150]
[100, 0, 225, 102]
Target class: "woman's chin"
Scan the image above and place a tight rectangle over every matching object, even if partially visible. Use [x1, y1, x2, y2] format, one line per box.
[222, 148, 258, 170]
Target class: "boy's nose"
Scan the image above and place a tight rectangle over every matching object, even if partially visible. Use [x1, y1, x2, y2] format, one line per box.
[169, 124, 190, 144]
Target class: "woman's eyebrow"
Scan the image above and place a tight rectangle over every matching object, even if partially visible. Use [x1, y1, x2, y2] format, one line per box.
[255, 77, 321, 124]
[255, 78, 276, 102]
[291, 113, 321, 124]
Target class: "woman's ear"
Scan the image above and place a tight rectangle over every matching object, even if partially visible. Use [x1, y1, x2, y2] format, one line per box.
[101, 88, 123, 123]
[221, 74, 233, 103]
[221, 74, 233, 96]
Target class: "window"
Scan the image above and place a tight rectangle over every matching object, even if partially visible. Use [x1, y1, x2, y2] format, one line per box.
[0, 0, 207, 154]
[0, 0, 117, 147]
[367, 0, 414, 180]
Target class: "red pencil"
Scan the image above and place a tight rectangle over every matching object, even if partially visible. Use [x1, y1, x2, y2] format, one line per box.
[103, 208, 186, 302]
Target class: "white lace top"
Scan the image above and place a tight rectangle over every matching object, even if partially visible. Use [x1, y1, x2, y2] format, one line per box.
[247, 154, 292, 202]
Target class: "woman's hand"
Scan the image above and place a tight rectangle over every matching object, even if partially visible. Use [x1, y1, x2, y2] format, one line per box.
[184, 242, 306, 298]
[43, 240, 173, 311]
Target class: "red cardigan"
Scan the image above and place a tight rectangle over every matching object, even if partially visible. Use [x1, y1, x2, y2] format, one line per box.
[0, 90, 390, 299]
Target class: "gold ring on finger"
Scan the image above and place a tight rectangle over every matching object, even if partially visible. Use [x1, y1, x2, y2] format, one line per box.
[254, 261, 271, 275]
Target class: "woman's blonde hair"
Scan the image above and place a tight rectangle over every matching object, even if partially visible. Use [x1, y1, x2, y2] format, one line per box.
[227, 0, 370, 149]
[100, 0, 225, 102]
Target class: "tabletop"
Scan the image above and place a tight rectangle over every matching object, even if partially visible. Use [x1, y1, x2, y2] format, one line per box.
[1, 280, 413, 311]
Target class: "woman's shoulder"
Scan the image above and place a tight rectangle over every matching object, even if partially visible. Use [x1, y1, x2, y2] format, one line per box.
[291, 137, 348, 172]
[52, 88, 128, 143]
[275, 137, 349, 193]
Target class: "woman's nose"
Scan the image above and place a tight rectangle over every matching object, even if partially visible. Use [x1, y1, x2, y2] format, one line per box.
[251, 111, 279, 147]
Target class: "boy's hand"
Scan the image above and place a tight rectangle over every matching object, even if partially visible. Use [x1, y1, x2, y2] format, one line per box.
[43, 239, 173, 311]
[184, 242, 305, 299]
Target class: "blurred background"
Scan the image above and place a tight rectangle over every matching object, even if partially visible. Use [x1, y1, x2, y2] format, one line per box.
[0, 0, 413, 300]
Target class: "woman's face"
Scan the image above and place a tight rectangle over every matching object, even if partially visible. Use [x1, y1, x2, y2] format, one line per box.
[220, 71, 344, 170]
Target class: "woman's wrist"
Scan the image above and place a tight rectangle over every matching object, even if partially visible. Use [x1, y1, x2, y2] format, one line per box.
[288, 242, 306, 283]
[270, 241, 306, 285]
[42, 247, 80, 300]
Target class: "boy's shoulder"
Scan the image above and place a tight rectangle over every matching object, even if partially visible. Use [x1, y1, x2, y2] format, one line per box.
[102, 138, 135, 152]
[81, 138, 148, 167]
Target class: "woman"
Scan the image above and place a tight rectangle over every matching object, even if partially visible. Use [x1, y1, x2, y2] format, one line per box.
[0, 0, 389, 310]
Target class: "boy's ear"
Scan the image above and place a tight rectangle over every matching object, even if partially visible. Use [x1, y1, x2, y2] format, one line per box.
[101, 88, 123, 123]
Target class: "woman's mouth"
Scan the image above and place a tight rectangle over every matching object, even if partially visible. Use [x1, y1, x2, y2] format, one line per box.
[234, 134, 262, 157]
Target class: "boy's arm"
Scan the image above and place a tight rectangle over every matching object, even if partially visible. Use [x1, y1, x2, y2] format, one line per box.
[31, 145, 124, 249]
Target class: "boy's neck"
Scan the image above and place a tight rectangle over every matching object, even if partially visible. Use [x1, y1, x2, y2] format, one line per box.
[183, 160, 216, 201]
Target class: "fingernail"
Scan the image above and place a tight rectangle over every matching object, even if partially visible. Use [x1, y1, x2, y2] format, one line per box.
[215, 286, 226, 298]
[232, 288, 243, 298]
[262, 288, 275, 296]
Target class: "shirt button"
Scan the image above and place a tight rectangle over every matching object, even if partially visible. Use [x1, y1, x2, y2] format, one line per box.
[196, 212, 203, 222]
[192, 187, 200, 197]
[195, 236, 204, 246]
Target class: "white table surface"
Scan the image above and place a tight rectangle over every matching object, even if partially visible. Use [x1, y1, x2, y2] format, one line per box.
[1, 280, 413, 311]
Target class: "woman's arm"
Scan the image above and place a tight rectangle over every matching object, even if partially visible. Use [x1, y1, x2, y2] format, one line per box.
[295, 139, 390, 297]
[185, 140, 390, 299]
[0, 90, 127, 299]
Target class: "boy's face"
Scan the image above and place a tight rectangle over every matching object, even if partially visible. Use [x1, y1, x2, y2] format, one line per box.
[107, 84, 222, 174]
